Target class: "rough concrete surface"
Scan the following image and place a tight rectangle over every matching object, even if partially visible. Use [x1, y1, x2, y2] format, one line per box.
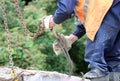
[0, 67, 120, 81]
[0, 67, 90, 81]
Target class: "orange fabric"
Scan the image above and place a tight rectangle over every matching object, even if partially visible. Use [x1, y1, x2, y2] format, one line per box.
[76, 0, 114, 41]
[75, 0, 85, 22]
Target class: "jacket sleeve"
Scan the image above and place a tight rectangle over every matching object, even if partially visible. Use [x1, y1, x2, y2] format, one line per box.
[53, 0, 77, 24]
[72, 23, 86, 39]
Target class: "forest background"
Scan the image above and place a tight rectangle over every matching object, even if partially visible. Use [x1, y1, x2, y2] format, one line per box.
[0, 0, 88, 76]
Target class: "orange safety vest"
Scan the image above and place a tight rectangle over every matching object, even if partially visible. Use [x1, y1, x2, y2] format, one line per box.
[75, 0, 114, 41]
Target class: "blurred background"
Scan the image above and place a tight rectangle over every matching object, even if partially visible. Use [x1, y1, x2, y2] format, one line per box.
[0, 0, 88, 76]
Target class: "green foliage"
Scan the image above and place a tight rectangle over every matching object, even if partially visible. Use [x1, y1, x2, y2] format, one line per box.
[44, 0, 58, 15]
[0, 0, 25, 30]
[0, 0, 87, 75]
[69, 38, 88, 74]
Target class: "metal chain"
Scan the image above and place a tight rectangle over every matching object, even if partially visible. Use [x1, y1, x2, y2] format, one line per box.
[57, 36, 73, 77]
[1, 0, 45, 80]
[1, 0, 14, 72]
[1, 0, 74, 80]
[52, 29, 73, 77]
[13, 0, 45, 39]
[1, 1, 19, 81]
[13, 0, 73, 77]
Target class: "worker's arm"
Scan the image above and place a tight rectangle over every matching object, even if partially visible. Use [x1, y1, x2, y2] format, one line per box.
[72, 23, 86, 39]
[42, 0, 77, 29]
[53, 0, 77, 24]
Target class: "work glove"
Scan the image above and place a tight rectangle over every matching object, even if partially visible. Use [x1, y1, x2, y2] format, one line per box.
[53, 34, 73, 55]
[41, 15, 55, 29]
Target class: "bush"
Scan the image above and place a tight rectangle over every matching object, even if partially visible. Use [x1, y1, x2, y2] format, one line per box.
[0, 0, 87, 75]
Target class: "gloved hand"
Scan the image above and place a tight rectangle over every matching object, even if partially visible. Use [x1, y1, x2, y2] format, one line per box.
[53, 34, 74, 55]
[41, 15, 55, 29]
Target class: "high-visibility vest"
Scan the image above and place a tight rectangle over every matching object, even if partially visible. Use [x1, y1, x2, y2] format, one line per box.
[75, 0, 114, 41]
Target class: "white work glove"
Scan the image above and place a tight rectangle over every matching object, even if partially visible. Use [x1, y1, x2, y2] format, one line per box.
[53, 34, 73, 55]
[41, 15, 55, 29]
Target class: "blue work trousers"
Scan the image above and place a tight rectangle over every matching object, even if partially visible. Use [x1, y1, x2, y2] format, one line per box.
[85, 22, 120, 74]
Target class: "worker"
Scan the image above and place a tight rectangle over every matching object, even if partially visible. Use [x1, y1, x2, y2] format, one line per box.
[42, 0, 120, 79]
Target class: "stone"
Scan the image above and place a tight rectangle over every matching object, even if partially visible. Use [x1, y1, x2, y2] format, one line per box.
[1, 67, 120, 81]
[0, 67, 90, 81]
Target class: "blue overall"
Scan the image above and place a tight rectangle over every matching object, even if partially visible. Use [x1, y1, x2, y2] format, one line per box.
[84, 0, 120, 74]
[53, 0, 120, 74]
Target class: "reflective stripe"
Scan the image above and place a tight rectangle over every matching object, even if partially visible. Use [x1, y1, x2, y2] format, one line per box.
[75, 0, 89, 23]
[83, 0, 89, 24]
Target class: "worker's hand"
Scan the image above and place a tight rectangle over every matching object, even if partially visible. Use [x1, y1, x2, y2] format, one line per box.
[53, 34, 78, 55]
[41, 15, 55, 29]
